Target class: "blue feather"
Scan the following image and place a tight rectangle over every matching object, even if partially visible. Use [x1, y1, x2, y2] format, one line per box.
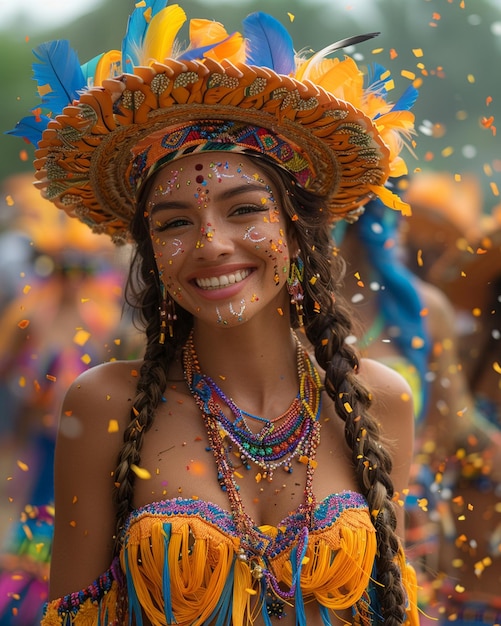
[178, 37, 230, 62]
[390, 84, 419, 111]
[5, 113, 52, 146]
[32, 40, 86, 111]
[121, 0, 168, 69]
[364, 62, 388, 90]
[243, 12, 295, 75]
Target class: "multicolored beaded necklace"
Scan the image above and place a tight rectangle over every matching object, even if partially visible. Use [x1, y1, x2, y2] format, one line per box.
[182, 330, 323, 604]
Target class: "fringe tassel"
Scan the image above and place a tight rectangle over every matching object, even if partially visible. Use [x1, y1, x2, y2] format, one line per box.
[162, 523, 174, 624]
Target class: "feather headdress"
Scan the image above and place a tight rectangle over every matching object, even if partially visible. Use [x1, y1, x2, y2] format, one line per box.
[8, 1, 417, 242]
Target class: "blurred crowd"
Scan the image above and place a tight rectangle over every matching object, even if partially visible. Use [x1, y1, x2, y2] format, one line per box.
[0, 168, 500, 624]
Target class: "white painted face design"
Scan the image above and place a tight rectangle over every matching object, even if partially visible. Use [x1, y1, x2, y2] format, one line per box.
[146, 152, 293, 329]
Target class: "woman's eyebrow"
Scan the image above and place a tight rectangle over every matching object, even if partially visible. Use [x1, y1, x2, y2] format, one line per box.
[149, 182, 270, 216]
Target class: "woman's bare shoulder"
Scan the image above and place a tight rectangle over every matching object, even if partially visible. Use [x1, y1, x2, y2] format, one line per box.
[61, 359, 143, 432]
[358, 357, 415, 428]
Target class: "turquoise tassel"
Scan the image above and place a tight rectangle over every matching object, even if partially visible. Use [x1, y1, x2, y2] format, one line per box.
[319, 604, 333, 626]
[124, 549, 143, 626]
[162, 523, 175, 624]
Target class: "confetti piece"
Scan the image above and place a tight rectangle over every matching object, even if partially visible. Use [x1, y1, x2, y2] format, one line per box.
[22, 285, 31, 294]
[6, 195, 14, 206]
[130, 464, 151, 480]
[81, 354, 91, 365]
[74, 329, 91, 346]
[401, 70, 416, 80]
[17, 319, 30, 329]
[108, 420, 119, 433]
[411, 336, 425, 349]
[493, 362, 501, 375]
[46, 374, 56, 383]
[412, 48, 423, 58]
[17, 460, 29, 472]
[343, 401, 353, 413]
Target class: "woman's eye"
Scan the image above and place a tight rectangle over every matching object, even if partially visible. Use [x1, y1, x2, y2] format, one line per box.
[153, 217, 191, 232]
[233, 204, 267, 216]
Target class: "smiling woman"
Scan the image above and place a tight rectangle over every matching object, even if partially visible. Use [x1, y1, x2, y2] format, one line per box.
[8, 2, 421, 625]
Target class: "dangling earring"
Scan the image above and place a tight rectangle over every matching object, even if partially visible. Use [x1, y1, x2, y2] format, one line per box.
[159, 283, 177, 344]
[287, 254, 304, 327]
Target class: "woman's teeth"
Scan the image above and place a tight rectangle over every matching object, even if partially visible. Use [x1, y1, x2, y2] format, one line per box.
[196, 269, 251, 290]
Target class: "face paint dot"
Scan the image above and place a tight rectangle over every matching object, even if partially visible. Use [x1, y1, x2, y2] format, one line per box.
[196, 175, 204, 184]
[195, 163, 203, 171]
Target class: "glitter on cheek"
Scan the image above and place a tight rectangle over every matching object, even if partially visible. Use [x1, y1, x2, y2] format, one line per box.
[171, 238, 183, 256]
[243, 226, 266, 243]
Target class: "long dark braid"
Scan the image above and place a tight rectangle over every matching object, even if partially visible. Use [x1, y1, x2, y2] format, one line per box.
[257, 159, 408, 624]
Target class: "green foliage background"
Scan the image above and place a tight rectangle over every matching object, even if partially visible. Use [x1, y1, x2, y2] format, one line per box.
[1, 0, 500, 212]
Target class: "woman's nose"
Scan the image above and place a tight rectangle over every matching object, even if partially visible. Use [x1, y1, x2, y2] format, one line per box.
[194, 221, 234, 259]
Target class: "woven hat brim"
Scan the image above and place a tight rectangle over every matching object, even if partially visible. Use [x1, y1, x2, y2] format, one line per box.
[33, 58, 390, 243]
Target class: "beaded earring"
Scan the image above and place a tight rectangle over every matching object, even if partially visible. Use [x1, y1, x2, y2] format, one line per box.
[287, 255, 305, 327]
[159, 283, 177, 344]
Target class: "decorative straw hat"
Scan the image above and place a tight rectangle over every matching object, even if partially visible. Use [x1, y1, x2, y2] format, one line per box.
[9, 2, 417, 244]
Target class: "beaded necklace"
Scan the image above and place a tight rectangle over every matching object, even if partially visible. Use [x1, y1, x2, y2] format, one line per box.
[182, 331, 323, 603]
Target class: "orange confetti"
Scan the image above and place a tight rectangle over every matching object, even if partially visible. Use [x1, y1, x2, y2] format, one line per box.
[17, 319, 30, 329]
[411, 336, 425, 349]
[108, 419, 119, 433]
[17, 460, 29, 472]
[486, 96, 493, 106]
[46, 374, 56, 383]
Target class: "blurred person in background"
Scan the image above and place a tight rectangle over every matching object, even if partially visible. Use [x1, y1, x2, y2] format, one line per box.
[391, 173, 501, 624]
[431, 207, 501, 624]
[0, 173, 128, 625]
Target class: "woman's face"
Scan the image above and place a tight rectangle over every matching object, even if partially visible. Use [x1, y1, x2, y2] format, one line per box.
[146, 152, 294, 329]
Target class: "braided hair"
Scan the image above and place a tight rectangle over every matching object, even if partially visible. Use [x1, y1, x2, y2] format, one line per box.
[116, 155, 408, 624]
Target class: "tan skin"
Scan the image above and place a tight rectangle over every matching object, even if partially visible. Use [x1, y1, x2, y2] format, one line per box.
[49, 154, 415, 625]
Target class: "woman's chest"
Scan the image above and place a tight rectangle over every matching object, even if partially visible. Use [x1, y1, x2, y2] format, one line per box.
[133, 392, 358, 526]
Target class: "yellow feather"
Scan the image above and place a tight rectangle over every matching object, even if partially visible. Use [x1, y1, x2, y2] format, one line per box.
[93, 49, 122, 86]
[141, 4, 187, 65]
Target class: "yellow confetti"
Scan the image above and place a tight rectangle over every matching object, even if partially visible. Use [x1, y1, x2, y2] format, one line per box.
[287, 12, 295, 22]
[490, 181, 499, 197]
[412, 48, 423, 57]
[246, 588, 258, 595]
[6, 195, 14, 206]
[74, 329, 91, 346]
[81, 354, 91, 365]
[441, 146, 454, 157]
[17, 460, 29, 472]
[18, 376, 26, 388]
[108, 419, 119, 433]
[22, 285, 31, 294]
[401, 70, 416, 80]
[467, 74, 475, 84]
[130, 464, 151, 480]
[343, 401, 353, 413]
[493, 362, 501, 375]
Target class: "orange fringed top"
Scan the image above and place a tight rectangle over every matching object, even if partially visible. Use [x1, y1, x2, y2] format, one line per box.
[41, 492, 420, 625]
